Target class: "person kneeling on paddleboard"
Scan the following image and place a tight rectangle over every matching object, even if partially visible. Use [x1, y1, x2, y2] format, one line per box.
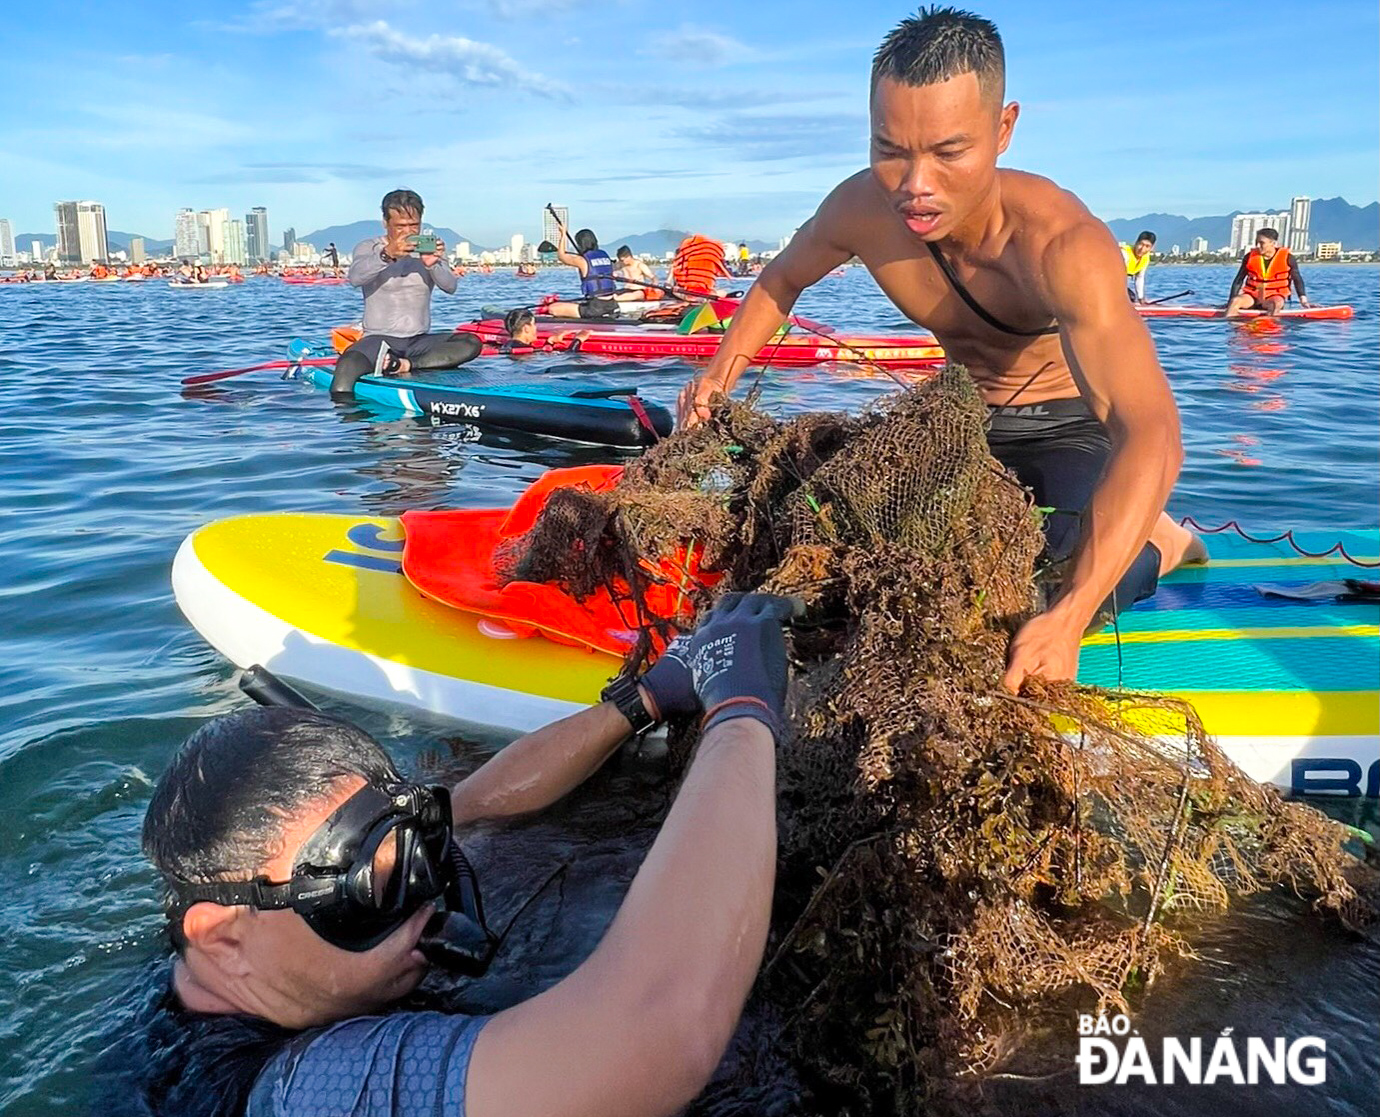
[105, 593, 792, 1117]
[1226, 228, 1311, 318]
[1122, 230, 1155, 304]
[678, 7, 1207, 693]
[332, 189, 481, 399]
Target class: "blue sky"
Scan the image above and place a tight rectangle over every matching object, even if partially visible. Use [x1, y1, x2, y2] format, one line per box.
[1, 0, 1376, 245]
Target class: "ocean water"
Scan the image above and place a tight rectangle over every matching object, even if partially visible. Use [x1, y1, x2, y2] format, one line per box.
[0, 264, 1375, 1114]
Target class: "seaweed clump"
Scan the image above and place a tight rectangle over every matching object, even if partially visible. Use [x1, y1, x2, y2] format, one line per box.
[497, 366, 1375, 1112]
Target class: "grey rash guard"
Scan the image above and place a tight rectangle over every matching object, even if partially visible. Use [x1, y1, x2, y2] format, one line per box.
[349, 236, 459, 337]
[246, 1011, 489, 1117]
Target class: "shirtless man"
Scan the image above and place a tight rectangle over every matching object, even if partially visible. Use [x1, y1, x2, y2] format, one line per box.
[679, 6, 1204, 692]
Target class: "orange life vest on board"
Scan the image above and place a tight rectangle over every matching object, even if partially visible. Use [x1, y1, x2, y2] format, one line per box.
[669, 236, 730, 296]
[1243, 246, 1292, 302]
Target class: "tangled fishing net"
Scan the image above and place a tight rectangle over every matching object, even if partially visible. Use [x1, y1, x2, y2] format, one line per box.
[499, 366, 1376, 1112]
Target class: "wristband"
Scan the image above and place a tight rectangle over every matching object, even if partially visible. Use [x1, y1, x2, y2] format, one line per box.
[700, 697, 780, 742]
[601, 674, 656, 735]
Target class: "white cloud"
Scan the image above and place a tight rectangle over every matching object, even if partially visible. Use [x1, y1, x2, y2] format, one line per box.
[333, 20, 568, 99]
[648, 25, 755, 68]
[240, 0, 400, 31]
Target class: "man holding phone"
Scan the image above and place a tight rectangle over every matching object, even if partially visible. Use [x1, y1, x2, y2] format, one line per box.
[332, 189, 481, 399]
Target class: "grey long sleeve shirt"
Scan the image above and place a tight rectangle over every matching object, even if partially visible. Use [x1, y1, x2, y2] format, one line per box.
[349, 236, 458, 337]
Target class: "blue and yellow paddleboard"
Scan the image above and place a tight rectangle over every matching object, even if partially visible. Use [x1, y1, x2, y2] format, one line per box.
[173, 515, 1379, 797]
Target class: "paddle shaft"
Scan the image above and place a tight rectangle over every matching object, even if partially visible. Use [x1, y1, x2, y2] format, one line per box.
[1143, 288, 1194, 306]
[182, 356, 336, 386]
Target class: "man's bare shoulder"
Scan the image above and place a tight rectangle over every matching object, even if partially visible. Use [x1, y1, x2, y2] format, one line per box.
[815, 171, 887, 236]
[1000, 169, 1116, 266]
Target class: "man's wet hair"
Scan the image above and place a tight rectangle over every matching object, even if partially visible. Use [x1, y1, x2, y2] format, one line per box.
[381, 188, 424, 218]
[1257, 228, 1279, 242]
[872, 6, 1005, 104]
[1137, 231, 1156, 244]
[616, 245, 633, 259]
[143, 707, 399, 949]
[574, 228, 599, 254]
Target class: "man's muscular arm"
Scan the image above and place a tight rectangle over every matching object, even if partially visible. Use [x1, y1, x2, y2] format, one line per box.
[1008, 218, 1183, 689]
[677, 180, 856, 426]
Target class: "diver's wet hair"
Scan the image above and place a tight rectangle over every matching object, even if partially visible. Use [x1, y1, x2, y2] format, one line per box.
[872, 6, 1005, 105]
[381, 188, 424, 218]
[504, 308, 536, 336]
[574, 228, 599, 254]
[143, 708, 399, 946]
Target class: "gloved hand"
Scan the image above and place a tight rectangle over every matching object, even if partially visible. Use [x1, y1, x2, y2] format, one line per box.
[638, 634, 697, 721]
[686, 593, 795, 743]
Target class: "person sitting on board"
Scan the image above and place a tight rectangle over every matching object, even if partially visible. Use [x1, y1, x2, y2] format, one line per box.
[545, 222, 620, 320]
[108, 593, 793, 1117]
[678, 6, 1206, 693]
[1226, 228, 1311, 318]
[332, 189, 481, 399]
[614, 246, 663, 300]
[1122, 230, 1155, 304]
[736, 242, 752, 277]
[669, 234, 732, 297]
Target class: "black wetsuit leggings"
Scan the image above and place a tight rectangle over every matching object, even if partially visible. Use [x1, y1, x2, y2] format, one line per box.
[330, 331, 482, 398]
[987, 398, 1161, 621]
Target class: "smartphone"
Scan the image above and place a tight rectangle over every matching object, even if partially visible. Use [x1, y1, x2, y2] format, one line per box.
[408, 234, 440, 254]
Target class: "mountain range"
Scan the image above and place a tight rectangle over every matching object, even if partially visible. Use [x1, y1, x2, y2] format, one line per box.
[1104, 197, 1378, 251]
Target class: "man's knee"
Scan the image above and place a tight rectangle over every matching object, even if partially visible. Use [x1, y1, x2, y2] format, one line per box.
[330, 352, 371, 399]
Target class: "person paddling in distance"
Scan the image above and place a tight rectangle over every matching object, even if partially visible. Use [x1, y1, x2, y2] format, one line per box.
[332, 189, 481, 399]
[1225, 228, 1311, 318]
[1123, 230, 1155, 304]
[113, 593, 793, 1117]
[678, 6, 1205, 693]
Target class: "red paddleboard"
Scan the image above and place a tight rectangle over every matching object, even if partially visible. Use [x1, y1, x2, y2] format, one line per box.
[455, 319, 946, 371]
[282, 276, 347, 286]
[1138, 304, 1353, 320]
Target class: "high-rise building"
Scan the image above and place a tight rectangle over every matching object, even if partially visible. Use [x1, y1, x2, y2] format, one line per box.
[1229, 212, 1291, 254]
[541, 206, 567, 248]
[55, 201, 81, 262]
[1314, 241, 1341, 260]
[174, 209, 200, 259]
[130, 236, 146, 264]
[456, 240, 471, 260]
[1190, 236, 1209, 256]
[197, 208, 229, 262]
[1287, 196, 1311, 254]
[246, 207, 269, 263]
[32, 240, 43, 262]
[224, 219, 247, 265]
[1170, 244, 1180, 256]
[510, 233, 525, 258]
[283, 226, 297, 254]
[73, 201, 109, 264]
[0, 218, 14, 262]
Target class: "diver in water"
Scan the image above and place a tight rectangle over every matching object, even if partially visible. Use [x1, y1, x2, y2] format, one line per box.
[332, 189, 482, 399]
[108, 593, 793, 1117]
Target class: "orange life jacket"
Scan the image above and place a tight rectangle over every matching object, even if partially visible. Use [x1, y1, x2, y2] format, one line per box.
[1243, 247, 1292, 302]
[669, 236, 730, 296]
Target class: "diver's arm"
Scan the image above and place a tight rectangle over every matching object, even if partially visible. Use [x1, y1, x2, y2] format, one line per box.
[1005, 220, 1182, 691]
[466, 717, 776, 1117]
[450, 691, 653, 825]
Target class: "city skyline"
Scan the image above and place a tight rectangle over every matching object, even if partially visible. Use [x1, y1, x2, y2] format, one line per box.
[0, 1, 1375, 243]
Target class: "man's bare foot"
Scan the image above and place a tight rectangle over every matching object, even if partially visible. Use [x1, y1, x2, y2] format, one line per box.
[1151, 514, 1208, 575]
